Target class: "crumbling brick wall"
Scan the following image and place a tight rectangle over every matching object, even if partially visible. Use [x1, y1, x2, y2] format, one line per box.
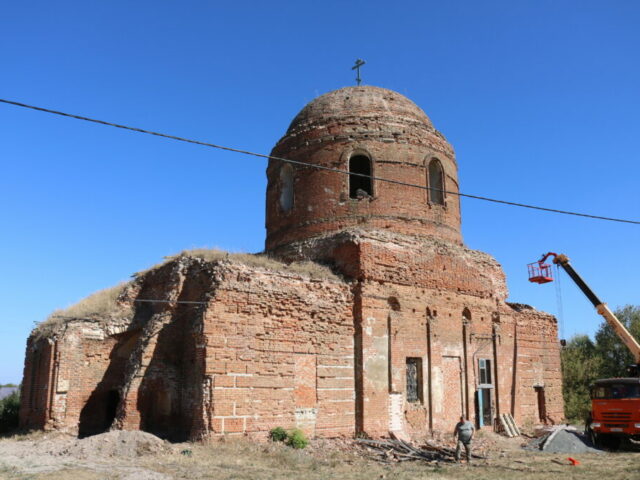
[21, 256, 354, 440]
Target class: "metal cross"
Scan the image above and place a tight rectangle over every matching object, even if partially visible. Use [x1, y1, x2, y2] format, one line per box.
[352, 59, 366, 86]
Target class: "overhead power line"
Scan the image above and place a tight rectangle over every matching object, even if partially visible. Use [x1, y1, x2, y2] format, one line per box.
[47, 299, 207, 321]
[1, 97, 639, 225]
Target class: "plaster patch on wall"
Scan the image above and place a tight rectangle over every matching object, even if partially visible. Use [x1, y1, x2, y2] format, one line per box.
[388, 393, 403, 432]
[56, 379, 69, 393]
[364, 335, 389, 391]
[433, 366, 443, 414]
[295, 407, 318, 436]
[81, 328, 104, 340]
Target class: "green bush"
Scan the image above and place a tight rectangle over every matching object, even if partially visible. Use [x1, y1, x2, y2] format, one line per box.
[285, 428, 308, 449]
[268, 427, 309, 449]
[0, 390, 20, 433]
[269, 426, 288, 442]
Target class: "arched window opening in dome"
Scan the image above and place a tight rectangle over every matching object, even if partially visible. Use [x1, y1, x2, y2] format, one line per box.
[349, 154, 373, 199]
[427, 158, 445, 206]
[279, 164, 294, 213]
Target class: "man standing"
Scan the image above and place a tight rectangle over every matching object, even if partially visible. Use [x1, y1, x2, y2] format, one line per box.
[453, 415, 475, 463]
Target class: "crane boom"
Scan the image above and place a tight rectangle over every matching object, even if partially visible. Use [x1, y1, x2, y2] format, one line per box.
[549, 253, 640, 364]
[532, 252, 640, 445]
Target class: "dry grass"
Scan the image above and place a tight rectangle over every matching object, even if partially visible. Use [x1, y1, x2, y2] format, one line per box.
[136, 248, 340, 281]
[32, 248, 339, 341]
[33, 283, 132, 340]
[0, 433, 639, 480]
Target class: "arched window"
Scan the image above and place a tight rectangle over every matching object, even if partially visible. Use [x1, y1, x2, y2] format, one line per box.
[279, 164, 294, 212]
[349, 154, 373, 199]
[427, 158, 445, 205]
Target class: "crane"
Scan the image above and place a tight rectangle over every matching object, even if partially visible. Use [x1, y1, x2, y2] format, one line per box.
[529, 253, 640, 448]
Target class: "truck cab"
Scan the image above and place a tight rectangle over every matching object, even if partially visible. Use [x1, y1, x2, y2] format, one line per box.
[589, 377, 640, 447]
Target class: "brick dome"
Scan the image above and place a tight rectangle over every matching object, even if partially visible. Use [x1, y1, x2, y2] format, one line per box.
[265, 86, 462, 253]
[285, 86, 435, 136]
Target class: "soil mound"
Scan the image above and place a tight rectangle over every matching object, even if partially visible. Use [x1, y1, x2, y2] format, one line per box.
[61, 430, 172, 459]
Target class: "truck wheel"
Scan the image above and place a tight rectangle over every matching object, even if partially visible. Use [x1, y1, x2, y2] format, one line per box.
[607, 435, 621, 450]
[599, 434, 621, 450]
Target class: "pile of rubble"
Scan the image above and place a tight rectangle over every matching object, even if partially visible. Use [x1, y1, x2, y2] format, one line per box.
[526, 426, 600, 454]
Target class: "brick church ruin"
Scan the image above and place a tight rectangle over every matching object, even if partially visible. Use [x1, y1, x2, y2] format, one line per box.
[20, 86, 563, 440]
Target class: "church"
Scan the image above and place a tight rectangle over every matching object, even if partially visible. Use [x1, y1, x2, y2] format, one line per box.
[20, 86, 563, 440]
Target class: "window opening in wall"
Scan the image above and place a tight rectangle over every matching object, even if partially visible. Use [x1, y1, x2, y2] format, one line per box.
[535, 386, 547, 423]
[349, 154, 372, 199]
[279, 164, 294, 212]
[406, 357, 423, 403]
[427, 158, 445, 205]
[479, 358, 492, 385]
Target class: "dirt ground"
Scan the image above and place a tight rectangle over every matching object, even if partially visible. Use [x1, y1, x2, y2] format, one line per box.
[0, 430, 638, 480]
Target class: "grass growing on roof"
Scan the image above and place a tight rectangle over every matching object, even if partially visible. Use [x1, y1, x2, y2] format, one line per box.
[136, 248, 340, 281]
[34, 283, 132, 339]
[33, 248, 341, 340]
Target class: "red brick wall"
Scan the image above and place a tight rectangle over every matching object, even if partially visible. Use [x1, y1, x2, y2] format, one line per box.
[200, 263, 354, 438]
[20, 86, 563, 441]
[265, 87, 462, 252]
[272, 229, 563, 438]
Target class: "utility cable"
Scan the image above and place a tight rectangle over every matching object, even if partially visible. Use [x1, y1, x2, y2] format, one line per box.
[2, 97, 639, 225]
[47, 299, 207, 320]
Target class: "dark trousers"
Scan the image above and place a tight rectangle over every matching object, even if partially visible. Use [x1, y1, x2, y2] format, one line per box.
[455, 439, 472, 462]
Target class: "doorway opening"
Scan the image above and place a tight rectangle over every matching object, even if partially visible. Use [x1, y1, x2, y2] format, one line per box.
[476, 388, 492, 428]
[535, 386, 547, 423]
[78, 389, 120, 437]
[476, 358, 494, 428]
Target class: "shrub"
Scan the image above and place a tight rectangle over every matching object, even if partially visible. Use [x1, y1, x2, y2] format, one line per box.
[268, 427, 309, 449]
[285, 429, 308, 449]
[0, 390, 20, 433]
[269, 426, 288, 443]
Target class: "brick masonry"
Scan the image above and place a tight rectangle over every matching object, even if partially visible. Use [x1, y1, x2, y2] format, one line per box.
[20, 86, 563, 440]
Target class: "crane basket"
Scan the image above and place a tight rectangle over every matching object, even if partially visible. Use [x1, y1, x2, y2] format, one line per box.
[527, 261, 554, 284]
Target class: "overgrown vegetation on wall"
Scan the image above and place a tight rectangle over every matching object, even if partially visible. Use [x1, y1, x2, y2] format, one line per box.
[135, 249, 339, 281]
[561, 305, 640, 422]
[33, 249, 340, 341]
[33, 282, 132, 339]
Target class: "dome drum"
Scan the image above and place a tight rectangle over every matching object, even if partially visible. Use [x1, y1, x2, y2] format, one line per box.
[265, 86, 463, 253]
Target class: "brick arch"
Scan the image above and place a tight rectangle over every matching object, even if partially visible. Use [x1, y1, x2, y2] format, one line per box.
[426, 157, 446, 206]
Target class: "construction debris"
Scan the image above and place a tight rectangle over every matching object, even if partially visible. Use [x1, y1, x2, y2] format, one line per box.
[526, 426, 601, 454]
[356, 438, 487, 464]
[497, 413, 521, 437]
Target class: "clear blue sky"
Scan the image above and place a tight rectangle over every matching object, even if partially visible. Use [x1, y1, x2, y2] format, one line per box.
[1, 1, 639, 383]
